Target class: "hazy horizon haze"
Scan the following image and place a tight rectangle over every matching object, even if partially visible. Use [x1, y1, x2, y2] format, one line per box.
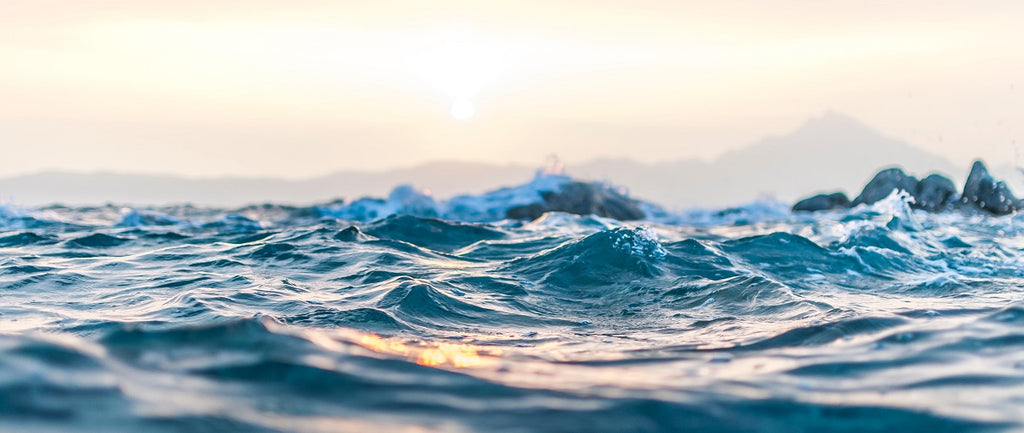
[7, 111, 1020, 208]
[2, 0, 1023, 180]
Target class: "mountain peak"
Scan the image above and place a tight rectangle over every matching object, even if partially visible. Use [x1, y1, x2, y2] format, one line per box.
[783, 110, 888, 146]
[804, 110, 868, 128]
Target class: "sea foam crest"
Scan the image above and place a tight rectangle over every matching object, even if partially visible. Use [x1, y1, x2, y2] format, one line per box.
[612, 226, 667, 260]
[651, 197, 791, 226]
[0, 202, 28, 225]
[116, 208, 182, 227]
[445, 171, 572, 222]
[863, 189, 923, 231]
[318, 171, 573, 222]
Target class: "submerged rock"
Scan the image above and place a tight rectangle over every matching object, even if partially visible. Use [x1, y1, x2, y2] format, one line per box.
[506, 181, 646, 221]
[961, 161, 1018, 215]
[792, 192, 850, 212]
[851, 168, 920, 207]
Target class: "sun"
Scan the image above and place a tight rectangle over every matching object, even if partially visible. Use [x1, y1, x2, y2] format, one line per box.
[450, 97, 476, 120]
[408, 31, 504, 121]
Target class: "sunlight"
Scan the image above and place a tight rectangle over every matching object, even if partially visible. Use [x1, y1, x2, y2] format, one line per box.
[408, 31, 504, 120]
[355, 333, 500, 369]
[450, 97, 476, 120]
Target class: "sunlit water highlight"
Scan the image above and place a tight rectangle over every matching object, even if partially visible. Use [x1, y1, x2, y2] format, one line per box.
[1, 193, 1023, 432]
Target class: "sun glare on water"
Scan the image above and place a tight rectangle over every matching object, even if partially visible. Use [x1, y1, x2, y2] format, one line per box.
[409, 31, 504, 121]
[356, 333, 500, 368]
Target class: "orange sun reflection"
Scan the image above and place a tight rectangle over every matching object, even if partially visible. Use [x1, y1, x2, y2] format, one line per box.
[356, 333, 500, 368]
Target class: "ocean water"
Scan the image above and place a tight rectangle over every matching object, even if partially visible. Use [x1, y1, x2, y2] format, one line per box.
[2, 187, 1024, 432]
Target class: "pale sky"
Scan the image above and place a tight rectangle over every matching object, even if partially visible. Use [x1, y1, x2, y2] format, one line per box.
[2, 1, 1022, 178]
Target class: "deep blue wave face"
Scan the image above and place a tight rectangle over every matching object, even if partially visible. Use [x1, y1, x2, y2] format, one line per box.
[1, 198, 1023, 432]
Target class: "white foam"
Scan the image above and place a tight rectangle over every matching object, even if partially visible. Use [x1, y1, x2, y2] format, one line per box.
[651, 197, 792, 226]
[116, 208, 183, 227]
[612, 226, 668, 260]
[318, 171, 572, 222]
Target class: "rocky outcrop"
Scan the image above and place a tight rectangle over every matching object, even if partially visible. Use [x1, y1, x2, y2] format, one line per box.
[850, 168, 921, 207]
[915, 174, 957, 212]
[792, 192, 850, 212]
[793, 160, 1016, 215]
[960, 161, 1018, 215]
[506, 181, 646, 221]
[795, 167, 954, 211]
[318, 172, 651, 222]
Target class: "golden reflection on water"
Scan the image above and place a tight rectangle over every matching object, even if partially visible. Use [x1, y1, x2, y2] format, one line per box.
[357, 334, 500, 368]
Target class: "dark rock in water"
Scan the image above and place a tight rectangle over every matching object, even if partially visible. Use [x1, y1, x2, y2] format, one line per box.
[505, 203, 548, 220]
[851, 168, 920, 207]
[961, 161, 1018, 215]
[914, 174, 957, 212]
[793, 160, 1016, 215]
[795, 168, 953, 212]
[792, 192, 850, 212]
[506, 181, 646, 221]
[546, 182, 647, 220]
[334, 226, 368, 242]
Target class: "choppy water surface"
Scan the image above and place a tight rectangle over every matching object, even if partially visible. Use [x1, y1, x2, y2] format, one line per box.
[2, 194, 1024, 432]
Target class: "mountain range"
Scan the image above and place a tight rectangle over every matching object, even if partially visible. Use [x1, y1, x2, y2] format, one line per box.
[1, 112, 1013, 208]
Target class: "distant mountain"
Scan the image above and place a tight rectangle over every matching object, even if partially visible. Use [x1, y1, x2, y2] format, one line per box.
[0, 112, 995, 208]
[0, 162, 536, 207]
[572, 111, 963, 207]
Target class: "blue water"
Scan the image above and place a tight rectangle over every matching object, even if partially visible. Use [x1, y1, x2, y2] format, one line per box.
[2, 191, 1024, 432]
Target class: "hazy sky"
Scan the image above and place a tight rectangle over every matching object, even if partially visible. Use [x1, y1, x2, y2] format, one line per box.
[2, 1, 1022, 178]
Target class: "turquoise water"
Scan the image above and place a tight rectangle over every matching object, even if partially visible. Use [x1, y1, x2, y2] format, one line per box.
[1, 193, 1023, 432]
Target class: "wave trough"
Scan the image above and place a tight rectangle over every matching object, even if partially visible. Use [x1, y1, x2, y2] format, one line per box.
[1, 188, 1023, 432]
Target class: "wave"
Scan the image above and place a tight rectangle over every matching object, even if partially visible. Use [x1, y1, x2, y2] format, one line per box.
[0, 317, 1008, 432]
[2, 174, 1024, 431]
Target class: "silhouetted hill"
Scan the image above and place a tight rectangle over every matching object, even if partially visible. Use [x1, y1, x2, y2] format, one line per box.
[572, 112, 963, 206]
[0, 112, 1002, 208]
[0, 163, 536, 207]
